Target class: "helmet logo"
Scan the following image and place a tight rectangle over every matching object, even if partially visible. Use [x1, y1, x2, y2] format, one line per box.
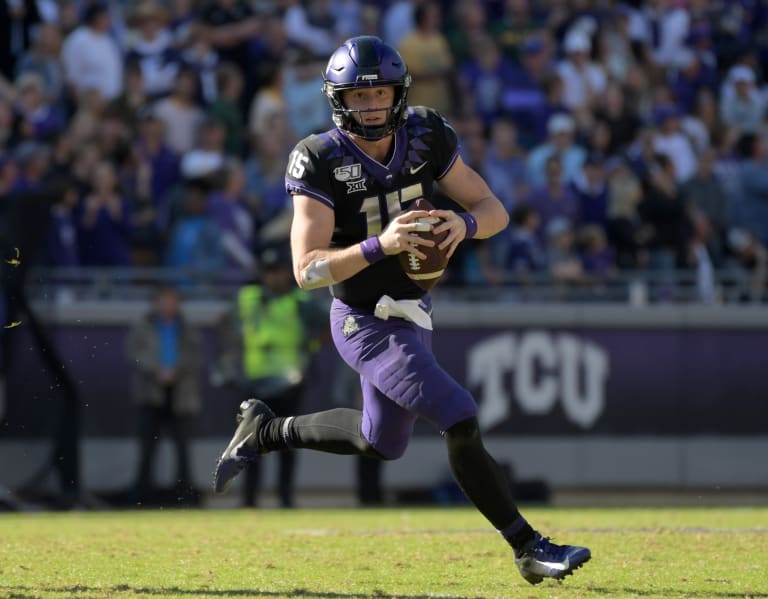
[358, 74, 379, 81]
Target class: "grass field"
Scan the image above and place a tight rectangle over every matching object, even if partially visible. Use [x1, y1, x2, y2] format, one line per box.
[1, 506, 767, 599]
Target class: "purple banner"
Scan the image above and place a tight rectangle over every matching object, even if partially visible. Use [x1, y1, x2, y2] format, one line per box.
[2, 325, 767, 437]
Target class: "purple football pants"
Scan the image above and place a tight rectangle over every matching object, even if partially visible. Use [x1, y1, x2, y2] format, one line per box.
[330, 298, 477, 459]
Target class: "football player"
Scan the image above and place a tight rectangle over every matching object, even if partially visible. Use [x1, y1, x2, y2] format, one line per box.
[214, 35, 591, 585]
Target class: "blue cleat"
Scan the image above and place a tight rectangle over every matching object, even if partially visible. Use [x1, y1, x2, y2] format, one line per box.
[212, 399, 275, 494]
[514, 533, 591, 585]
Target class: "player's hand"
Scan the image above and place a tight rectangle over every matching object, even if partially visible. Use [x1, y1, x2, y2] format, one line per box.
[378, 210, 435, 260]
[430, 210, 467, 258]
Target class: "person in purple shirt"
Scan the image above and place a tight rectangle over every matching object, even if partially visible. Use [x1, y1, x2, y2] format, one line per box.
[569, 154, 609, 230]
[133, 112, 181, 231]
[206, 159, 255, 275]
[523, 154, 581, 241]
[502, 35, 556, 147]
[77, 161, 132, 266]
[458, 34, 518, 129]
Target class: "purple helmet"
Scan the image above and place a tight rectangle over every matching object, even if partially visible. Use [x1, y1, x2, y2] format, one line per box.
[322, 36, 411, 140]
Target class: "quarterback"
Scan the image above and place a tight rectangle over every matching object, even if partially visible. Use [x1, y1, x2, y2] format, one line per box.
[214, 36, 591, 585]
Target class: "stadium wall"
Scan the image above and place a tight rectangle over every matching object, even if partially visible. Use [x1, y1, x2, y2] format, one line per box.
[1, 301, 767, 494]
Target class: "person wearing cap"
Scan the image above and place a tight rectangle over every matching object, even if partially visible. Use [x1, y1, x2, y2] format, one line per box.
[526, 112, 587, 188]
[213, 243, 327, 507]
[720, 65, 766, 135]
[556, 29, 606, 118]
[651, 105, 698, 184]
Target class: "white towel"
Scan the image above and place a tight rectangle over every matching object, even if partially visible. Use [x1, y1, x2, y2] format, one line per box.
[373, 295, 433, 330]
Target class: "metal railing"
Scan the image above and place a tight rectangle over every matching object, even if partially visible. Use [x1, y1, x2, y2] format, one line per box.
[20, 265, 765, 306]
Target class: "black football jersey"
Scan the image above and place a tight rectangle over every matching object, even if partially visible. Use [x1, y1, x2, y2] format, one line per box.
[285, 106, 459, 308]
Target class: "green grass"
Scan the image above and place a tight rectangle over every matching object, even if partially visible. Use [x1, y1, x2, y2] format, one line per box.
[1, 507, 767, 599]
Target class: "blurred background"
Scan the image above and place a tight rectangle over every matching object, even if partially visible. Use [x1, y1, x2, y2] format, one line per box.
[1, 0, 767, 511]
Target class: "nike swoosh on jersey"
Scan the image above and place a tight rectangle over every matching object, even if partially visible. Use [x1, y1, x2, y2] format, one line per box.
[410, 162, 429, 174]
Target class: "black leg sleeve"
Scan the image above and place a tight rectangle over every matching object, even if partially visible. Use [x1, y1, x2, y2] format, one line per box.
[261, 408, 385, 459]
[445, 417, 525, 531]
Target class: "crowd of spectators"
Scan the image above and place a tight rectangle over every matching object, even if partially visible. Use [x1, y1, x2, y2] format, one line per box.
[1, 0, 768, 301]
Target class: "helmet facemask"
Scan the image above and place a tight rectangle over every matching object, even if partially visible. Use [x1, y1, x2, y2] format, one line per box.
[322, 36, 411, 141]
[323, 79, 411, 140]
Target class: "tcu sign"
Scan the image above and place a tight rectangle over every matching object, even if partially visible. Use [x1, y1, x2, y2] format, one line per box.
[467, 331, 610, 430]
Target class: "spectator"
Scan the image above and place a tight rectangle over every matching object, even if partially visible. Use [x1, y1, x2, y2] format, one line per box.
[176, 21, 219, 104]
[245, 114, 294, 230]
[45, 175, 79, 268]
[152, 66, 206, 155]
[579, 224, 615, 279]
[490, 0, 545, 64]
[164, 179, 223, 273]
[398, 1, 454, 115]
[526, 112, 586, 188]
[600, 4, 639, 83]
[504, 37, 560, 147]
[10, 140, 49, 192]
[556, 29, 607, 124]
[446, 1, 490, 65]
[14, 22, 65, 105]
[505, 204, 546, 278]
[719, 65, 766, 136]
[12, 72, 64, 142]
[248, 63, 285, 141]
[382, 0, 415, 49]
[282, 50, 331, 139]
[66, 87, 107, 147]
[132, 112, 181, 230]
[60, 3, 123, 102]
[570, 153, 609, 230]
[108, 61, 151, 131]
[127, 284, 203, 504]
[124, 1, 180, 98]
[652, 106, 698, 183]
[207, 62, 245, 157]
[457, 35, 516, 129]
[283, 0, 347, 60]
[737, 133, 768, 246]
[524, 154, 581, 239]
[545, 217, 584, 286]
[482, 117, 528, 212]
[681, 147, 729, 265]
[726, 228, 767, 303]
[180, 118, 226, 184]
[594, 82, 641, 154]
[77, 161, 132, 266]
[668, 48, 717, 115]
[606, 158, 645, 269]
[207, 158, 255, 275]
[0, 0, 44, 79]
[647, 0, 691, 69]
[638, 153, 689, 279]
[198, 0, 261, 77]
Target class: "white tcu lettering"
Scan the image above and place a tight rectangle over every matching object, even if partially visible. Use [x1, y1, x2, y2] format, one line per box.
[471, 332, 610, 430]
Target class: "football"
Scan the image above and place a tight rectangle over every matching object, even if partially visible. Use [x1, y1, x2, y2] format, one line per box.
[398, 198, 450, 290]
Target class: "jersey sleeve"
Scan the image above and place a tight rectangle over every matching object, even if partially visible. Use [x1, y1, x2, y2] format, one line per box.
[425, 108, 460, 180]
[284, 138, 336, 209]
